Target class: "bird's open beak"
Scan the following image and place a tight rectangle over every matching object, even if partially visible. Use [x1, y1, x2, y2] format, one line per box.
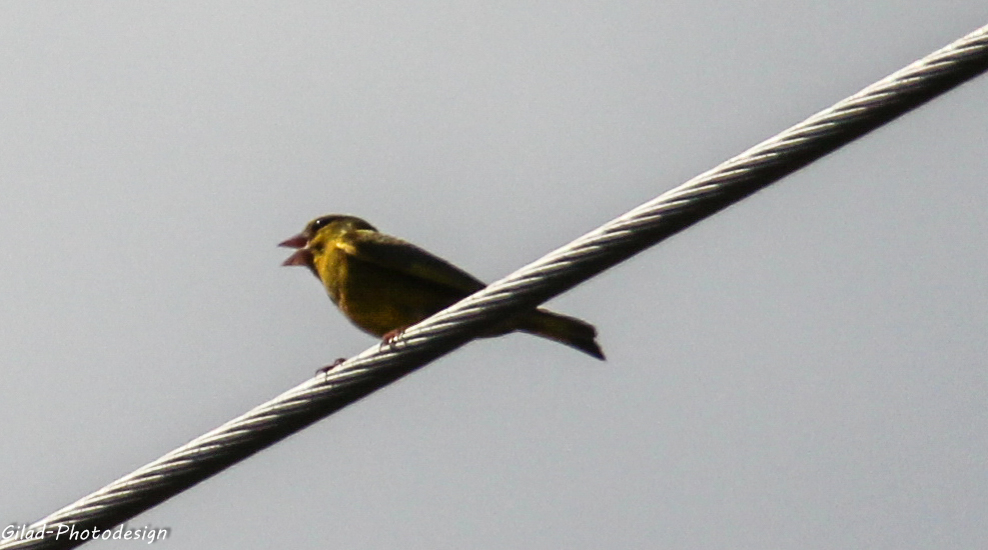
[279, 234, 308, 249]
[282, 248, 314, 267]
[279, 233, 314, 268]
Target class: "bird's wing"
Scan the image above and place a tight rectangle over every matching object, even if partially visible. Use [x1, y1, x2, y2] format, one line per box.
[339, 229, 486, 294]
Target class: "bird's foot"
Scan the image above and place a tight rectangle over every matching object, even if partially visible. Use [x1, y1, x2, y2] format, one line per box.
[379, 329, 405, 351]
[316, 358, 347, 376]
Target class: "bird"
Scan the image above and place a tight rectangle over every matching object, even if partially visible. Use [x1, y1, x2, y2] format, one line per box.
[280, 214, 604, 360]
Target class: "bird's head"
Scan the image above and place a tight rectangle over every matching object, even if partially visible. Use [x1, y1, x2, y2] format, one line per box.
[279, 214, 376, 275]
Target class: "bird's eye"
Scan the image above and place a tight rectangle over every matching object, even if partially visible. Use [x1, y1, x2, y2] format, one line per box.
[309, 216, 339, 233]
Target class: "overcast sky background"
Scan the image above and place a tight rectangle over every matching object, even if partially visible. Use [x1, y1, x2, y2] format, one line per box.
[2, 2, 987, 549]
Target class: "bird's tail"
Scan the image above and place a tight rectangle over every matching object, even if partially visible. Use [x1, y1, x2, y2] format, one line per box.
[518, 308, 605, 360]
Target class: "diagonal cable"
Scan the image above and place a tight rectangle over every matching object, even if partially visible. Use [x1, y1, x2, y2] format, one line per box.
[3, 22, 987, 550]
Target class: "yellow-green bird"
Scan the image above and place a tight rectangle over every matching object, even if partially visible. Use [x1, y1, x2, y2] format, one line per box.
[280, 215, 604, 360]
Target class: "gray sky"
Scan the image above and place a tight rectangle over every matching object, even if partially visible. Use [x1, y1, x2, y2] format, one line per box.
[2, 2, 987, 549]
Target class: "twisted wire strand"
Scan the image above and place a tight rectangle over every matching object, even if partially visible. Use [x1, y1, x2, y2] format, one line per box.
[4, 23, 987, 550]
